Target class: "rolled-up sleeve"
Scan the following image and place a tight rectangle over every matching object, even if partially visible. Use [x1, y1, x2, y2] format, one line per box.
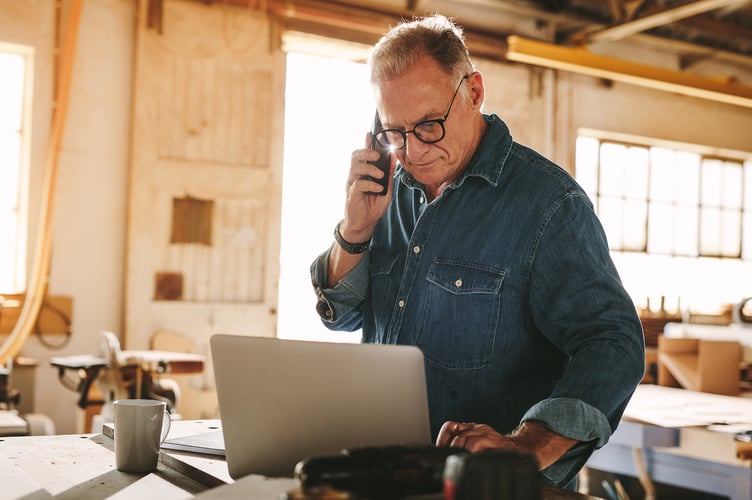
[310, 248, 371, 331]
[521, 397, 612, 485]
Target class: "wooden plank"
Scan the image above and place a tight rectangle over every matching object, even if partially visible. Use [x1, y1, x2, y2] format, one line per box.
[505, 35, 752, 109]
[658, 352, 700, 390]
[658, 336, 742, 395]
[0, 452, 50, 498]
[0, 434, 142, 496]
[697, 339, 742, 395]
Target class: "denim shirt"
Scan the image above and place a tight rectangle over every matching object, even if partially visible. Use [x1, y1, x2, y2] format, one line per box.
[310, 114, 645, 487]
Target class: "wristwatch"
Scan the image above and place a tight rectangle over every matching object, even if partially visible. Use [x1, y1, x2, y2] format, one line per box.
[334, 220, 371, 254]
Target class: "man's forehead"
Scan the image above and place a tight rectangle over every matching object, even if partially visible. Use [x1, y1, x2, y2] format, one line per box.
[374, 73, 454, 126]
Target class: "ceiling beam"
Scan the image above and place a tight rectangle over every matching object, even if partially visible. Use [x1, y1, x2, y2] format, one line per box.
[607, 0, 625, 23]
[406, 0, 430, 11]
[213, 0, 752, 68]
[259, 0, 509, 59]
[505, 35, 752, 108]
[623, 0, 648, 21]
[570, 0, 749, 45]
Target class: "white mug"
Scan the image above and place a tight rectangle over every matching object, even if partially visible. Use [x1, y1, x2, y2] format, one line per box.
[114, 399, 171, 473]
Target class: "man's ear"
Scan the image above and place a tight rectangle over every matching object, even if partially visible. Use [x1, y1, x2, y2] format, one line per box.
[467, 71, 485, 110]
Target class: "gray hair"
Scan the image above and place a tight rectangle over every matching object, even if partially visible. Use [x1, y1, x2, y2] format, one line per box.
[369, 14, 475, 85]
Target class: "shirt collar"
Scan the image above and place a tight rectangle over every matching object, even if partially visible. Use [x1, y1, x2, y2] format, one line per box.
[398, 113, 512, 191]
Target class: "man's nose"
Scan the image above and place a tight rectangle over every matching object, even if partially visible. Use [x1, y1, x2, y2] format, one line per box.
[404, 133, 431, 158]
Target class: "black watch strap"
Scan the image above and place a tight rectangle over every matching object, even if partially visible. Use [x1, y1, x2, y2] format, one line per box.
[334, 220, 371, 254]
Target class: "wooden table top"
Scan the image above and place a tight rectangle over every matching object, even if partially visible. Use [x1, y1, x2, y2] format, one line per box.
[0, 419, 601, 499]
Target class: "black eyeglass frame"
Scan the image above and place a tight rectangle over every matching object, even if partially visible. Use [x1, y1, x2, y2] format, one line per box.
[373, 75, 469, 150]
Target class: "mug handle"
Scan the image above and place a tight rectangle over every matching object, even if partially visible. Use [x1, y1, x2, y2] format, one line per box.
[160, 409, 172, 444]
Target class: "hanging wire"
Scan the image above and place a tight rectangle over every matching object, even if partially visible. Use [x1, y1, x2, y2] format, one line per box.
[33, 297, 73, 349]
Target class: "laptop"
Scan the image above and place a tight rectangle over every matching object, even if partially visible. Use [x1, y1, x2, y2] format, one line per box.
[210, 334, 432, 479]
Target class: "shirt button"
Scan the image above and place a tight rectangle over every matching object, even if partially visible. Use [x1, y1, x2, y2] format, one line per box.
[398, 300, 405, 308]
[419, 196, 425, 203]
[413, 246, 420, 254]
[455, 279, 463, 287]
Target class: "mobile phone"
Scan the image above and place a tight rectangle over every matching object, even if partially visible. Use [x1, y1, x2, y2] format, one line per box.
[363, 111, 391, 195]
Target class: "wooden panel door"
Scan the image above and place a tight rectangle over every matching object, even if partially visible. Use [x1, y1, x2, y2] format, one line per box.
[125, 0, 285, 359]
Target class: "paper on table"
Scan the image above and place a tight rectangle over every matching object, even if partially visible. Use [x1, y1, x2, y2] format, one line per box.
[623, 385, 752, 428]
[161, 429, 226, 456]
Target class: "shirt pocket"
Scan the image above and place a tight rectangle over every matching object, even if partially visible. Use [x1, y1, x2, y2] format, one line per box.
[417, 258, 505, 370]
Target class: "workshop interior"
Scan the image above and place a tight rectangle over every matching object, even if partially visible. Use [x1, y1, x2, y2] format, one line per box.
[1, 0, 752, 498]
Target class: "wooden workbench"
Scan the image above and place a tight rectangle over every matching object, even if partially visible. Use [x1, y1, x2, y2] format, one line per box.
[0, 419, 598, 499]
[586, 385, 752, 499]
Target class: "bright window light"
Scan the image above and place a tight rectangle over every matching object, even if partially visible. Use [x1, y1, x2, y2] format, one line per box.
[0, 47, 30, 294]
[576, 133, 752, 314]
[277, 51, 375, 342]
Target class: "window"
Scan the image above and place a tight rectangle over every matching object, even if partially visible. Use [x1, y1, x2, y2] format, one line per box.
[0, 44, 31, 294]
[577, 136, 751, 259]
[576, 132, 752, 313]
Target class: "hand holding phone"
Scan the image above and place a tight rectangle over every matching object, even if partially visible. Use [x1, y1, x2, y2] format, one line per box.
[364, 111, 391, 196]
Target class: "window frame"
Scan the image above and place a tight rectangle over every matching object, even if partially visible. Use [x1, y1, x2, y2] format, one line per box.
[576, 128, 752, 261]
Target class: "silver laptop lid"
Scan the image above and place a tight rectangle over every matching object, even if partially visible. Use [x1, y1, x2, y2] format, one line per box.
[210, 334, 431, 479]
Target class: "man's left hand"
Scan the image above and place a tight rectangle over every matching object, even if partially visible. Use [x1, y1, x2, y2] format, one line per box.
[436, 420, 577, 469]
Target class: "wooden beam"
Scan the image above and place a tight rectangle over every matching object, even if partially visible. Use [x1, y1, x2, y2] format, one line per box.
[211, 0, 752, 67]
[260, 0, 508, 60]
[571, 0, 748, 44]
[607, 0, 625, 23]
[406, 0, 430, 11]
[623, 0, 648, 20]
[505, 35, 752, 108]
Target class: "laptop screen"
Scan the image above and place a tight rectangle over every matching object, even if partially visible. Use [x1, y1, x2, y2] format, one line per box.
[210, 334, 432, 479]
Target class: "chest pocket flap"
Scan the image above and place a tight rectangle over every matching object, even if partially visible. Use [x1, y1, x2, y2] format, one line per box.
[427, 258, 505, 295]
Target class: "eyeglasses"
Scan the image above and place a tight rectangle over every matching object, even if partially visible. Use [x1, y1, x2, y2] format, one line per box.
[373, 75, 468, 150]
